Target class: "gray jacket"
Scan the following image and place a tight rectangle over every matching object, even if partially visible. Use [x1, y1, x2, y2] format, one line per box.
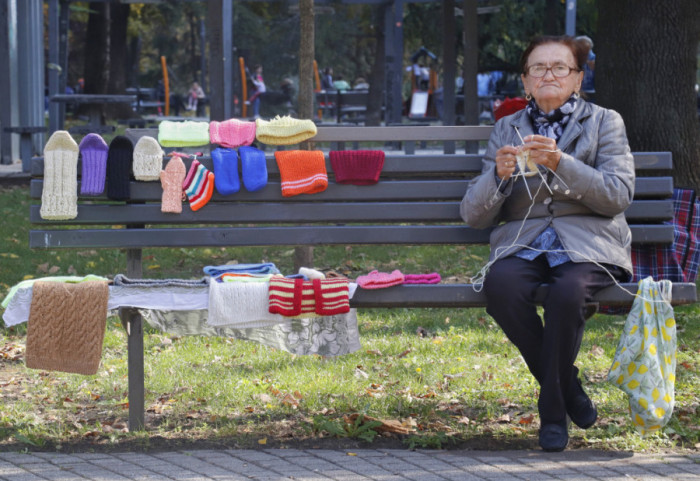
[460, 100, 635, 277]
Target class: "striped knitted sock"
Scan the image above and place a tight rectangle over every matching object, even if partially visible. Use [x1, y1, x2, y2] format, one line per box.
[182, 159, 215, 211]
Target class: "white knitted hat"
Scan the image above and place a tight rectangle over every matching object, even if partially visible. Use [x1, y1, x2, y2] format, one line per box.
[40, 131, 79, 220]
[208, 281, 288, 329]
[132, 136, 164, 181]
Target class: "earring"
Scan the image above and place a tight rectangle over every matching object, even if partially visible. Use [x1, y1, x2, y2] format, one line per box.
[573, 91, 580, 99]
[525, 93, 532, 101]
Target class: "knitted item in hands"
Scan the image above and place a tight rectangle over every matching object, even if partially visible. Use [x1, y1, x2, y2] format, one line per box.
[255, 115, 317, 145]
[403, 273, 441, 284]
[274, 150, 328, 197]
[158, 120, 211, 147]
[78, 133, 108, 195]
[40, 131, 79, 220]
[268, 277, 350, 317]
[211, 147, 240, 196]
[106, 136, 133, 201]
[132, 136, 164, 181]
[356, 270, 405, 289]
[160, 156, 186, 213]
[25, 280, 109, 375]
[209, 118, 256, 148]
[182, 159, 215, 211]
[329, 150, 385, 185]
[239, 145, 268, 192]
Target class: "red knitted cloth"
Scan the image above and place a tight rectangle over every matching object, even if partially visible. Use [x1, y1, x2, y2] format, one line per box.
[268, 277, 350, 317]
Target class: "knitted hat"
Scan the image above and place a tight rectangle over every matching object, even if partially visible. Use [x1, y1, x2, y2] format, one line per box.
[78, 133, 108, 196]
[329, 150, 385, 185]
[106, 136, 133, 201]
[132, 136, 164, 181]
[25, 280, 109, 375]
[211, 147, 240, 196]
[268, 277, 350, 317]
[208, 281, 288, 329]
[160, 156, 186, 214]
[40, 131, 79, 220]
[255, 115, 317, 145]
[158, 120, 211, 147]
[239, 145, 268, 192]
[403, 273, 441, 284]
[356, 270, 405, 289]
[209, 118, 256, 148]
[298, 267, 326, 280]
[274, 150, 328, 197]
[183, 159, 215, 211]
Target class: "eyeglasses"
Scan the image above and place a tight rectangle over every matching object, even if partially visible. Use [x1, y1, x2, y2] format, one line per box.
[526, 64, 579, 78]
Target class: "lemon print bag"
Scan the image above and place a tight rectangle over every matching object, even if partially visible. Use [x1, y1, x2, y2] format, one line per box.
[607, 276, 677, 435]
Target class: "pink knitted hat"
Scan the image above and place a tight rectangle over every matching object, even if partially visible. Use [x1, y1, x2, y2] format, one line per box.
[209, 118, 256, 148]
[356, 270, 404, 289]
[329, 150, 385, 185]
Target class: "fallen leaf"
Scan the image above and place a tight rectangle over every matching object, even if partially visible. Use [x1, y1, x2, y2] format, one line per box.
[519, 414, 535, 425]
[48, 266, 60, 274]
[397, 349, 412, 358]
[258, 438, 267, 445]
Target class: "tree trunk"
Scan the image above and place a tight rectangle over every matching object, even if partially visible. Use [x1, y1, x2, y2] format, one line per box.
[296, 0, 315, 270]
[365, 6, 385, 127]
[107, 2, 132, 119]
[597, 0, 700, 191]
[82, 2, 109, 95]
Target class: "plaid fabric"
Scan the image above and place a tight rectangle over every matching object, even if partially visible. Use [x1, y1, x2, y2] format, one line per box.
[600, 188, 700, 314]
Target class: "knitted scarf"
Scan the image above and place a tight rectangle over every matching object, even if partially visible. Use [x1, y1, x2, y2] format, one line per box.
[525, 94, 577, 140]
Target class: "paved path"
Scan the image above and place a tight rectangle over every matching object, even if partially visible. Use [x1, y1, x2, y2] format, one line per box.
[1, 448, 698, 481]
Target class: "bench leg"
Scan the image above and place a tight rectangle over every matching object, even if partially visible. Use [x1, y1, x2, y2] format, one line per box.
[19, 133, 33, 173]
[121, 307, 145, 431]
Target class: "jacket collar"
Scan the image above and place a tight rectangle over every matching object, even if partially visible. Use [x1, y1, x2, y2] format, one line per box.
[508, 99, 592, 153]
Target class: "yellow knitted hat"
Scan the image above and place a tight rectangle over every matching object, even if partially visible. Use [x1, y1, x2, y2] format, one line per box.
[255, 116, 317, 145]
[157, 120, 211, 147]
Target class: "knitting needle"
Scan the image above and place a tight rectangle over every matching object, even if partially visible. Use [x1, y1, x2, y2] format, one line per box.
[514, 126, 554, 196]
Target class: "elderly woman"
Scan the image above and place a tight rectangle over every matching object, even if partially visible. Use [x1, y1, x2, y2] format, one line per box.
[460, 35, 634, 452]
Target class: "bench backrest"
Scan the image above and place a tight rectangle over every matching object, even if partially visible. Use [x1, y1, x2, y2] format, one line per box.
[29, 126, 675, 274]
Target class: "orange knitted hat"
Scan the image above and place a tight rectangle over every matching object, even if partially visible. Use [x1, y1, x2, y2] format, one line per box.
[274, 150, 328, 197]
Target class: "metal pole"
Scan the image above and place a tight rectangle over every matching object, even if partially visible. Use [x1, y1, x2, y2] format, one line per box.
[0, 0, 13, 164]
[48, 0, 60, 134]
[207, 0, 233, 120]
[383, 0, 404, 125]
[565, 0, 577, 36]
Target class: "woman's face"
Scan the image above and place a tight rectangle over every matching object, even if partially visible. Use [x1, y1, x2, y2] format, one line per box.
[521, 42, 583, 113]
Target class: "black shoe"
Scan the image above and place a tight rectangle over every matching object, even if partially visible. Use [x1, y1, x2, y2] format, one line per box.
[567, 376, 597, 429]
[539, 422, 569, 452]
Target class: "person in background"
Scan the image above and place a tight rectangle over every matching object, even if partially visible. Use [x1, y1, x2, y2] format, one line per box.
[575, 35, 596, 94]
[247, 64, 266, 119]
[332, 74, 351, 92]
[460, 35, 634, 452]
[187, 81, 205, 112]
[321, 67, 334, 90]
[353, 77, 369, 90]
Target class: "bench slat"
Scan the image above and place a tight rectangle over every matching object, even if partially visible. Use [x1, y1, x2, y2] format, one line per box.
[29, 177, 675, 202]
[349, 282, 697, 307]
[29, 199, 673, 225]
[29, 224, 673, 249]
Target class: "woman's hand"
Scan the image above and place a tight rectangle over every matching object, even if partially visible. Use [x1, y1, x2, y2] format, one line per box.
[495, 145, 519, 180]
[522, 134, 562, 171]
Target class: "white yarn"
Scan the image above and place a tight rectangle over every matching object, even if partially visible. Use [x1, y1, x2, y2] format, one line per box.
[472, 173, 667, 305]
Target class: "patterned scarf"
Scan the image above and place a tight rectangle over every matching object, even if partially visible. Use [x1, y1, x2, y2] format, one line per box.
[526, 94, 578, 141]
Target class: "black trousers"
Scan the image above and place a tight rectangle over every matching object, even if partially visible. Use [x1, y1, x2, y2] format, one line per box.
[483, 256, 623, 424]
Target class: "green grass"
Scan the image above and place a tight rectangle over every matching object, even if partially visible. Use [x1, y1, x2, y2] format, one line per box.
[1, 184, 699, 452]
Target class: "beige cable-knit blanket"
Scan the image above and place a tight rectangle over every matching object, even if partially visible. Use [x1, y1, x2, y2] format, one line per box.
[26, 280, 109, 375]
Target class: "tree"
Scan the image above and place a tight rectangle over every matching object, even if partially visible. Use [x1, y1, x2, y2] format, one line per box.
[82, 2, 108, 95]
[106, 2, 132, 119]
[596, 0, 700, 190]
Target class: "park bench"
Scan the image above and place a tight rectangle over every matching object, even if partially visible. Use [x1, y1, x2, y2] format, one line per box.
[27, 125, 697, 430]
[316, 90, 372, 124]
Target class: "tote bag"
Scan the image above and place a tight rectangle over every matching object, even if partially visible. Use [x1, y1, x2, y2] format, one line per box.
[607, 277, 677, 435]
